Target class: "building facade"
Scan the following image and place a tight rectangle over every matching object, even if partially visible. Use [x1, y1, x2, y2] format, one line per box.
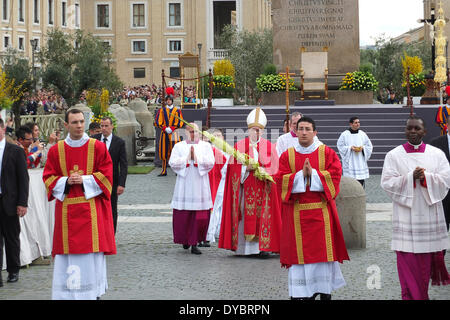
[1, 0, 81, 68]
[81, 0, 272, 86]
[1, 0, 272, 86]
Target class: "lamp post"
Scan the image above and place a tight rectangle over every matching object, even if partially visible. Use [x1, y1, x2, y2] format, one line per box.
[30, 39, 38, 92]
[418, 4, 437, 73]
[198, 43, 203, 106]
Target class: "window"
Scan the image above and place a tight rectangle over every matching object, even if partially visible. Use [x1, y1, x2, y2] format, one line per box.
[168, 3, 181, 27]
[132, 40, 146, 53]
[97, 4, 110, 28]
[74, 3, 80, 27]
[170, 67, 180, 78]
[134, 68, 146, 79]
[18, 36, 24, 51]
[48, 0, 54, 25]
[132, 3, 145, 28]
[2, 0, 9, 21]
[34, 0, 40, 23]
[18, 0, 24, 22]
[3, 36, 10, 50]
[61, 1, 67, 26]
[169, 40, 182, 52]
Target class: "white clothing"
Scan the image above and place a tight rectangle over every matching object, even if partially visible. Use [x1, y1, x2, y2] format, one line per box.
[100, 133, 112, 150]
[276, 132, 321, 157]
[52, 253, 107, 300]
[169, 140, 215, 210]
[206, 154, 230, 243]
[288, 262, 346, 298]
[381, 144, 450, 253]
[337, 129, 373, 180]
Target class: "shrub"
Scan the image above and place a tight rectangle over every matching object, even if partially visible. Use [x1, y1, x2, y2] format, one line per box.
[339, 71, 379, 91]
[213, 59, 235, 79]
[212, 75, 235, 98]
[263, 63, 277, 75]
[256, 74, 296, 92]
[402, 72, 426, 96]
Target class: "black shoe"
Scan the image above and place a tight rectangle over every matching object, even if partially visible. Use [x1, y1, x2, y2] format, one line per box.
[7, 272, 19, 283]
[183, 245, 190, 249]
[191, 246, 202, 255]
[198, 241, 210, 247]
[0, 273, 3, 287]
[158, 173, 167, 177]
[320, 293, 331, 300]
[258, 251, 270, 259]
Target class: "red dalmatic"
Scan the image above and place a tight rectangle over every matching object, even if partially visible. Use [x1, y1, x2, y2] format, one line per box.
[208, 147, 227, 205]
[275, 145, 349, 268]
[219, 137, 281, 253]
[43, 139, 116, 257]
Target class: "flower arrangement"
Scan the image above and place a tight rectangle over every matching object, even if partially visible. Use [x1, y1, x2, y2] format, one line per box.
[256, 74, 296, 93]
[87, 88, 117, 132]
[339, 71, 378, 91]
[174, 115, 275, 183]
[402, 72, 426, 96]
[212, 75, 235, 98]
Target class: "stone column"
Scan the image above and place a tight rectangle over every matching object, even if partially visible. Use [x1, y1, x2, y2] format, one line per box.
[109, 104, 141, 166]
[335, 176, 366, 249]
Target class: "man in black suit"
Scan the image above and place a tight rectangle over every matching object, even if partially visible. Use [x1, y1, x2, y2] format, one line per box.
[0, 118, 29, 286]
[93, 117, 127, 234]
[430, 131, 450, 232]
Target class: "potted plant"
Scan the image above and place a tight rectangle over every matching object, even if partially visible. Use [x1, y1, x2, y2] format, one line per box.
[210, 59, 236, 107]
[87, 88, 118, 132]
[401, 53, 426, 104]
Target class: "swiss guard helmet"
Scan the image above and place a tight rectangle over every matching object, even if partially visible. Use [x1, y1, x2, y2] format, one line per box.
[165, 87, 175, 103]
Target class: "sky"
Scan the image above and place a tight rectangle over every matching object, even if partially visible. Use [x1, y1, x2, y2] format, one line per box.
[359, 0, 425, 46]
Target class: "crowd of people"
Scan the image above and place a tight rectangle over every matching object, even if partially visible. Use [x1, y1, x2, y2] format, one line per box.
[0, 88, 449, 301]
[21, 89, 69, 115]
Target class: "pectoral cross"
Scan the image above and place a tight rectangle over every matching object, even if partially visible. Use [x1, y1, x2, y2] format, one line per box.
[70, 165, 84, 175]
[279, 66, 296, 128]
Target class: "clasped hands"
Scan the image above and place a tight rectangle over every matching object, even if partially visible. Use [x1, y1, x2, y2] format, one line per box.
[68, 172, 83, 185]
[413, 167, 426, 182]
[351, 146, 363, 152]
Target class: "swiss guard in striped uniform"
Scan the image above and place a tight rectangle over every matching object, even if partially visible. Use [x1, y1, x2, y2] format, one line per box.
[154, 87, 184, 176]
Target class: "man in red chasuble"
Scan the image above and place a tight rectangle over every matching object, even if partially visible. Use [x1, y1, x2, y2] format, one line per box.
[219, 108, 281, 257]
[43, 109, 116, 300]
[275, 116, 349, 300]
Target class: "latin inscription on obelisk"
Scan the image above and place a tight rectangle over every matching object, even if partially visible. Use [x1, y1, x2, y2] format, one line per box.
[272, 0, 360, 76]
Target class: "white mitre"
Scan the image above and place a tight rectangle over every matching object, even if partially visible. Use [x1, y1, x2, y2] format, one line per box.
[246, 107, 267, 129]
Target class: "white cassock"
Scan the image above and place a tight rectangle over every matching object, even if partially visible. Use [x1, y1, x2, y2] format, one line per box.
[206, 153, 230, 243]
[276, 131, 321, 157]
[381, 143, 450, 253]
[337, 129, 373, 180]
[287, 140, 346, 298]
[51, 133, 108, 300]
[169, 140, 215, 211]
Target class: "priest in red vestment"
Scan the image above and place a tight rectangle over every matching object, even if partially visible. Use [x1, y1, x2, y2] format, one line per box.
[275, 116, 349, 300]
[43, 109, 116, 300]
[219, 108, 282, 257]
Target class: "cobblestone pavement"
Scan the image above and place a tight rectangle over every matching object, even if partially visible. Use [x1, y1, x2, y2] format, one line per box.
[0, 170, 448, 301]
